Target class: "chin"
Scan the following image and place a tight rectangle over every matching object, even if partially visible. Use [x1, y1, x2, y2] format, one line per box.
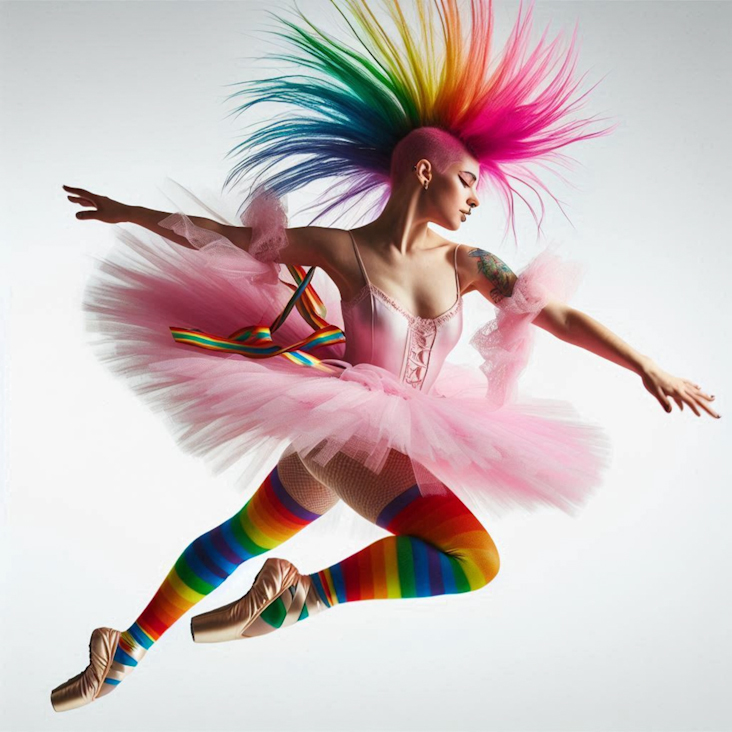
[434, 214, 461, 231]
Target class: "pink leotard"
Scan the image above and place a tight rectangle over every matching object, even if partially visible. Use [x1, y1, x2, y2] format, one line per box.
[340, 231, 463, 393]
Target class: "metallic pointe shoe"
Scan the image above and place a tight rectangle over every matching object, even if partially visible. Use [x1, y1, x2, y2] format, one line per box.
[51, 627, 122, 712]
[191, 557, 324, 643]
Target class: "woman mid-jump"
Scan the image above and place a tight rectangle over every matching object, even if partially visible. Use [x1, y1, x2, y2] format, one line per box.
[51, 0, 719, 712]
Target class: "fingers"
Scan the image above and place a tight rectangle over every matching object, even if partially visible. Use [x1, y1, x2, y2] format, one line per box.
[63, 185, 97, 205]
[63, 185, 100, 220]
[683, 379, 714, 401]
[687, 392, 720, 420]
[659, 386, 706, 417]
[681, 393, 701, 417]
[680, 379, 720, 418]
[63, 184, 94, 197]
[67, 194, 99, 218]
[666, 385, 721, 419]
[655, 386, 672, 413]
[67, 195, 94, 207]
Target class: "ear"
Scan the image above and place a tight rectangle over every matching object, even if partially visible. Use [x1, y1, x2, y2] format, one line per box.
[413, 158, 433, 185]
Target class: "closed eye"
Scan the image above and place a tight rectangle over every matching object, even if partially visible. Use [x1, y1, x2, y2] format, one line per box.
[460, 172, 477, 188]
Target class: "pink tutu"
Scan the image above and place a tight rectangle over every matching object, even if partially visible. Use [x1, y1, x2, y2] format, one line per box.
[81, 183, 612, 520]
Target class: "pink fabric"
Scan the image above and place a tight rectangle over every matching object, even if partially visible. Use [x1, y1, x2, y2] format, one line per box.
[339, 234, 464, 395]
[81, 187, 611, 519]
[238, 186, 290, 263]
[342, 287, 464, 395]
[469, 246, 585, 410]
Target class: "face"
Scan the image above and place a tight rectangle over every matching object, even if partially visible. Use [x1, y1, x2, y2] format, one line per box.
[417, 154, 481, 231]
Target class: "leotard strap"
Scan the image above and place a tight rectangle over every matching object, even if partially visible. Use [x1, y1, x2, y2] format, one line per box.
[453, 244, 461, 300]
[348, 230, 371, 288]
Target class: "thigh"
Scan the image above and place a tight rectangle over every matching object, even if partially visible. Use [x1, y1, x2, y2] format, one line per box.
[303, 450, 498, 560]
[277, 444, 341, 515]
[300, 444, 500, 578]
[298, 444, 433, 523]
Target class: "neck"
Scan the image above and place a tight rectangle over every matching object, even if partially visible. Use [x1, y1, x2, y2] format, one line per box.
[356, 183, 433, 256]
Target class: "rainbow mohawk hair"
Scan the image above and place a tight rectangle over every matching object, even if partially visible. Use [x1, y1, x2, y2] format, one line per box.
[223, 0, 614, 240]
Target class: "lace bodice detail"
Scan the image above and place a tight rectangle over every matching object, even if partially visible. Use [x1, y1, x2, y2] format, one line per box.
[339, 234, 464, 393]
[342, 282, 463, 328]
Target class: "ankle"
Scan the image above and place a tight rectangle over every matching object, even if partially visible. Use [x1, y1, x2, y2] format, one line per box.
[93, 628, 149, 698]
[308, 571, 334, 610]
[122, 623, 154, 656]
[116, 628, 150, 667]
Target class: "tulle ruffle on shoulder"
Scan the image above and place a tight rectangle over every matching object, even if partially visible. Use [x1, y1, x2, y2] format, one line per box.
[470, 246, 585, 409]
[81, 181, 611, 521]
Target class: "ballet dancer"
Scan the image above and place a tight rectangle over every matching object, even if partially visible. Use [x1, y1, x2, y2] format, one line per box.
[51, 0, 719, 712]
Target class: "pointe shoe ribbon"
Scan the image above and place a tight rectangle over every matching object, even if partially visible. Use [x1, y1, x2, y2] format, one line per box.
[50, 627, 121, 712]
[190, 557, 320, 643]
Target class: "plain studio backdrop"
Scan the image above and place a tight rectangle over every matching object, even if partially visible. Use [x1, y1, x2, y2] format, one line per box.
[1, 1, 731, 731]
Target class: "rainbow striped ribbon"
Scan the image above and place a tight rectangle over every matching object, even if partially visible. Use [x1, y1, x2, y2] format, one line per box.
[170, 264, 346, 374]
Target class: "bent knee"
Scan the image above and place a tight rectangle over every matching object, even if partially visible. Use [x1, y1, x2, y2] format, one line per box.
[469, 541, 501, 588]
[480, 547, 501, 585]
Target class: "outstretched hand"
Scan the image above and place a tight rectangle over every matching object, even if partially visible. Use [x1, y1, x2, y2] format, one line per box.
[641, 361, 720, 419]
[62, 184, 129, 224]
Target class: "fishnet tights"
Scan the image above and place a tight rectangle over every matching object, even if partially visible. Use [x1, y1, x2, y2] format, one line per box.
[276, 445, 341, 515]
[278, 442, 426, 525]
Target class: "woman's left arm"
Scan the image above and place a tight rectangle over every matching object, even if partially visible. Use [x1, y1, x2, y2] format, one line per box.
[533, 302, 721, 419]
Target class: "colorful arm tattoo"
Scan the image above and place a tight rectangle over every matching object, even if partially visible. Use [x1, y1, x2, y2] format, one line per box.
[467, 248, 517, 305]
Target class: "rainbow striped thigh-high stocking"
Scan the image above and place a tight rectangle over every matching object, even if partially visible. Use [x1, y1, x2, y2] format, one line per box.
[50, 451, 339, 711]
[214, 480, 501, 639]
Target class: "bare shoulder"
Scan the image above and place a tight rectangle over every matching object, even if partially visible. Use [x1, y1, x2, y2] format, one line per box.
[280, 227, 357, 292]
[280, 225, 344, 267]
[219, 222, 344, 268]
[455, 243, 518, 306]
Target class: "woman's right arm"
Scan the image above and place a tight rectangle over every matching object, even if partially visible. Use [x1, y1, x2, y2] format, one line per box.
[123, 204, 226, 250]
[63, 184, 226, 251]
[62, 185, 334, 267]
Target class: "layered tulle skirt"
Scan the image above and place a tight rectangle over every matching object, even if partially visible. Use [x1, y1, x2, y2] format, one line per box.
[81, 184, 612, 521]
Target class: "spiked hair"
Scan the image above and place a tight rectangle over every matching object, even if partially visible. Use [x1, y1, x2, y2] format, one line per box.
[222, 0, 614, 240]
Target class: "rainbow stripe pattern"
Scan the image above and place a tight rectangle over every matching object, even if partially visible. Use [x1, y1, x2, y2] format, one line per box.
[250, 483, 500, 636]
[100, 464, 327, 689]
[310, 484, 499, 607]
[170, 263, 346, 373]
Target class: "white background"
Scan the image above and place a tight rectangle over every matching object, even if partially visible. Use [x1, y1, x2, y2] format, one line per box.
[2, 1, 731, 730]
